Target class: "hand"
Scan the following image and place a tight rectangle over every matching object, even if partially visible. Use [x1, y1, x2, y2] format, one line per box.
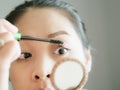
[0, 19, 21, 66]
[0, 19, 21, 90]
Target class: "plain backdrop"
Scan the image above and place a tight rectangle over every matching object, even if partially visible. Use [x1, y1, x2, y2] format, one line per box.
[0, 0, 120, 90]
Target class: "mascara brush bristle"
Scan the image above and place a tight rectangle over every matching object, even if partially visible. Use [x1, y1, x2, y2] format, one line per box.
[50, 40, 63, 44]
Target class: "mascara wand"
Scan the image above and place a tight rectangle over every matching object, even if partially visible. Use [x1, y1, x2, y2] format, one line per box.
[13, 32, 63, 45]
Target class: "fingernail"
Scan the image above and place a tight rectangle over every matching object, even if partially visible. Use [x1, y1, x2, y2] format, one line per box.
[0, 25, 7, 33]
[1, 19, 18, 33]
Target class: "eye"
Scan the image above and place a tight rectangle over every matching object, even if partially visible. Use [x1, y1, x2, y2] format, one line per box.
[54, 47, 70, 55]
[18, 52, 32, 59]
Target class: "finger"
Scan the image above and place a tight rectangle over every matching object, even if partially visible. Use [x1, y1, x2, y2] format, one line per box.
[0, 40, 21, 64]
[0, 19, 18, 33]
[0, 32, 14, 43]
[0, 24, 7, 33]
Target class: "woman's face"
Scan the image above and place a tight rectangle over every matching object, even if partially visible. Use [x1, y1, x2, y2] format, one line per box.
[10, 8, 91, 90]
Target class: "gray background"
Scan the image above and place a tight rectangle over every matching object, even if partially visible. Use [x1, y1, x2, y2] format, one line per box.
[0, 0, 120, 90]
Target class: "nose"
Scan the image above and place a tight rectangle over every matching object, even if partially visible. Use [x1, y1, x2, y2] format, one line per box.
[32, 71, 51, 89]
[32, 73, 51, 80]
[31, 55, 54, 86]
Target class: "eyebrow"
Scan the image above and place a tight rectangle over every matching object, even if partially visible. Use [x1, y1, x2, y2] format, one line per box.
[48, 31, 69, 38]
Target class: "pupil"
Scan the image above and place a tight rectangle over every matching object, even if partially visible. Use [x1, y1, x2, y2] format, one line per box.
[24, 53, 32, 58]
[59, 48, 65, 54]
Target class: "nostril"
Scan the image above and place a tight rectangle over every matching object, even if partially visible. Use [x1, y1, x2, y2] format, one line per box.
[46, 74, 50, 78]
[35, 75, 40, 79]
[34, 74, 50, 80]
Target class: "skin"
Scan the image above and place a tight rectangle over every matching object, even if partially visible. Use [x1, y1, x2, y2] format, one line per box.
[0, 8, 91, 90]
[0, 19, 21, 90]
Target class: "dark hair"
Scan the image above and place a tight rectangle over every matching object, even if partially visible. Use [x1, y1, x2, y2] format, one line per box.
[6, 0, 89, 49]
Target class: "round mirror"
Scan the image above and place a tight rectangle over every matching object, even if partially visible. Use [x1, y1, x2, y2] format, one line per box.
[51, 59, 86, 90]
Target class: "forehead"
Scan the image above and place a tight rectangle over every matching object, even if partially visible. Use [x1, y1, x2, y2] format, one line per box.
[15, 8, 78, 39]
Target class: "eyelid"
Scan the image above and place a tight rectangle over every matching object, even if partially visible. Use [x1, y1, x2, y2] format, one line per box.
[59, 46, 71, 51]
[58, 42, 70, 49]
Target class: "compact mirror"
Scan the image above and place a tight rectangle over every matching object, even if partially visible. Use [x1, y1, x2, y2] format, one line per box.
[51, 59, 86, 90]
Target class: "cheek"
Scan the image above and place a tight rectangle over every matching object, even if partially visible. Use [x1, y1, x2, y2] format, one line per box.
[70, 48, 86, 66]
[65, 37, 86, 64]
[9, 62, 31, 85]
